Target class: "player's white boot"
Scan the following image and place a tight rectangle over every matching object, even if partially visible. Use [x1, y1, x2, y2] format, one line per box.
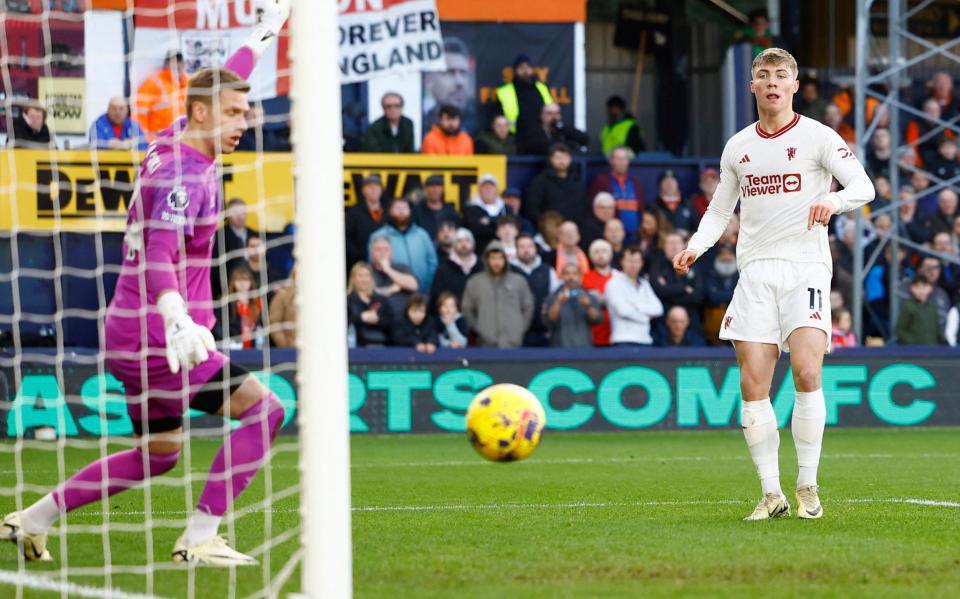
[796, 485, 823, 519]
[1, 512, 52, 561]
[172, 535, 257, 567]
[743, 492, 791, 521]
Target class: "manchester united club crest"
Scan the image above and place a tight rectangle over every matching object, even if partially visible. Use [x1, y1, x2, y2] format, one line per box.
[787, 147, 797, 161]
[724, 316, 733, 330]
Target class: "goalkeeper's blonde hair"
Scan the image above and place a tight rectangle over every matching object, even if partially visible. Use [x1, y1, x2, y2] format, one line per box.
[751, 48, 798, 78]
[185, 67, 251, 121]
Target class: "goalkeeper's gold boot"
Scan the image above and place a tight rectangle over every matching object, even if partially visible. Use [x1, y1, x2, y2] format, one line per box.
[172, 535, 257, 567]
[2, 512, 52, 561]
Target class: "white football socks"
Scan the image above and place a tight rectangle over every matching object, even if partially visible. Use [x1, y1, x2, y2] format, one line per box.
[741, 399, 782, 497]
[20, 493, 59, 534]
[182, 509, 222, 546]
[793, 388, 826, 488]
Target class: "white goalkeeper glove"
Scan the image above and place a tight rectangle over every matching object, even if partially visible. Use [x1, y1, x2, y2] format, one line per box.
[245, 0, 290, 58]
[158, 292, 216, 375]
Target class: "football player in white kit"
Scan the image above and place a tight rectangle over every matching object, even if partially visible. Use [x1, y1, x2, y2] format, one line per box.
[673, 48, 874, 520]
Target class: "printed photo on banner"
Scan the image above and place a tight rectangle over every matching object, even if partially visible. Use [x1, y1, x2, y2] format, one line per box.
[439, 22, 576, 135]
[421, 36, 477, 135]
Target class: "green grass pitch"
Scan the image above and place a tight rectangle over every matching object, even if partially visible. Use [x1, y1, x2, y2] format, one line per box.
[1, 428, 958, 598]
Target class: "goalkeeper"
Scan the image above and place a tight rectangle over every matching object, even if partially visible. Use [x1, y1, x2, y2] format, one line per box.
[4, 1, 289, 567]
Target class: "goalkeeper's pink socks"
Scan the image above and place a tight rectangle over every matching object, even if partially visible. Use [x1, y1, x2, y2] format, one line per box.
[22, 447, 180, 534]
[195, 393, 284, 517]
[181, 393, 283, 546]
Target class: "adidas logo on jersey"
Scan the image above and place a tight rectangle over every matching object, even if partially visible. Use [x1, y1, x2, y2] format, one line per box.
[810, 312, 822, 320]
[739, 154, 751, 164]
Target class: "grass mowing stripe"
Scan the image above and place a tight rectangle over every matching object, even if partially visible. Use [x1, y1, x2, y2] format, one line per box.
[0, 569, 167, 599]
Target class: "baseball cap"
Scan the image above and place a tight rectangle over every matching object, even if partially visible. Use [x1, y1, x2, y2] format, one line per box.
[701, 168, 720, 179]
[362, 174, 383, 187]
[425, 174, 444, 186]
[479, 173, 499, 187]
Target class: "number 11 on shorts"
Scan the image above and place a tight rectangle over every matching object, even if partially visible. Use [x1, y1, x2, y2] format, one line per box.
[807, 287, 822, 311]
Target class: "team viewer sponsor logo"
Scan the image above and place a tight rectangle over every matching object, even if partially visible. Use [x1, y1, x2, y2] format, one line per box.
[741, 173, 802, 197]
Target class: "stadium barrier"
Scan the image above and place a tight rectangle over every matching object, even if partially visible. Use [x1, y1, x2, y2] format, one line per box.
[3, 347, 958, 438]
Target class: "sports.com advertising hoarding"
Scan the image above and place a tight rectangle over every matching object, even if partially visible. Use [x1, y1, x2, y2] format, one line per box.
[3, 350, 958, 438]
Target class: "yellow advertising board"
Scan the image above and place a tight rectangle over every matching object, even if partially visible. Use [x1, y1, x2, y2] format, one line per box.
[38, 77, 87, 136]
[0, 150, 506, 232]
[342, 153, 506, 211]
[0, 149, 294, 233]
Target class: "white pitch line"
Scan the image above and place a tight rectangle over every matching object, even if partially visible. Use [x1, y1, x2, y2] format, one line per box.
[347, 452, 960, 469]
[0, 569, 166, 599]
[351, 497, 960, 513]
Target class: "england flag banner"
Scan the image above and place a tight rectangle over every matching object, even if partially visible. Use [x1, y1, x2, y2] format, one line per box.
[339, 0, 446, 84]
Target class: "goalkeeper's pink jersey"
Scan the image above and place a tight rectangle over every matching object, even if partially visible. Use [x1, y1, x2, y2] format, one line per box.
[104, 137, 220, 355]
[104, 46, 256, 356]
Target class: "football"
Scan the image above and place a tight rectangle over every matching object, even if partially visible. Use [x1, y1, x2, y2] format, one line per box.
[465, 384, 547, 462]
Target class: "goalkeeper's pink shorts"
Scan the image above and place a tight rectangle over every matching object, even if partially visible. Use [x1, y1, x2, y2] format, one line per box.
[106, 350, 247, 435]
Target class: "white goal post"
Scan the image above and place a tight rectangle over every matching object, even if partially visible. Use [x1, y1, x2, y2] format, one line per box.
[291, 0, 354, 597]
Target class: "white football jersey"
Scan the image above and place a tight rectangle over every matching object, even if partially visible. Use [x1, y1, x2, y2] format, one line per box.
[688, 113, 875, 271]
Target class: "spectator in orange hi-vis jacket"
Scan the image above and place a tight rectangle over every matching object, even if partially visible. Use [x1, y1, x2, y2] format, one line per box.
[133, 49, 189, 140]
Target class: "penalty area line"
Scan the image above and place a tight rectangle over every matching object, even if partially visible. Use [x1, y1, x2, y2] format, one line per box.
[0, 569, 167, 599]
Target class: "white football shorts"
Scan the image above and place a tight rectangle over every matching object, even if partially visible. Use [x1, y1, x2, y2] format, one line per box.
[719, 258, 832, 353]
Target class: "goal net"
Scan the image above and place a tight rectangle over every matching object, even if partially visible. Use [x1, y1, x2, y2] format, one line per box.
[0, 1, 349, 597]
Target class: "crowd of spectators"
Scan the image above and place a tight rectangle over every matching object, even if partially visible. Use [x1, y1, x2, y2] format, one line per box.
[339, 64, 960, 351]
[5, 36, 960, 351]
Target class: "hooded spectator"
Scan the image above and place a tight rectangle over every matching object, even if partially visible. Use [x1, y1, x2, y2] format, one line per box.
[461, 240, 534, 348]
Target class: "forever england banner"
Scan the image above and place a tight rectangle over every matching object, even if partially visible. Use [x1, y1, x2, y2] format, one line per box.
[132, 0, 290, 100]
[339, 0, 446, 84]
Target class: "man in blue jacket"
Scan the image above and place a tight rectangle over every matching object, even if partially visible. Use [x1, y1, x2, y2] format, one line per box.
[89, 97, 148, 150]
[369, 198, 438, 294]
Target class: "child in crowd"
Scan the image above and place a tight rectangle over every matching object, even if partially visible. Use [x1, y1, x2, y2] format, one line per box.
[436, 292, 470, 348]
[831, 308, 857, 348]
[392, 293, 439, 353]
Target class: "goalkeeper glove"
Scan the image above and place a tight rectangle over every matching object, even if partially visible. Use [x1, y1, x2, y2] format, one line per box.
[245, 0, 291, 59]
[158, 292, 216, 375]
